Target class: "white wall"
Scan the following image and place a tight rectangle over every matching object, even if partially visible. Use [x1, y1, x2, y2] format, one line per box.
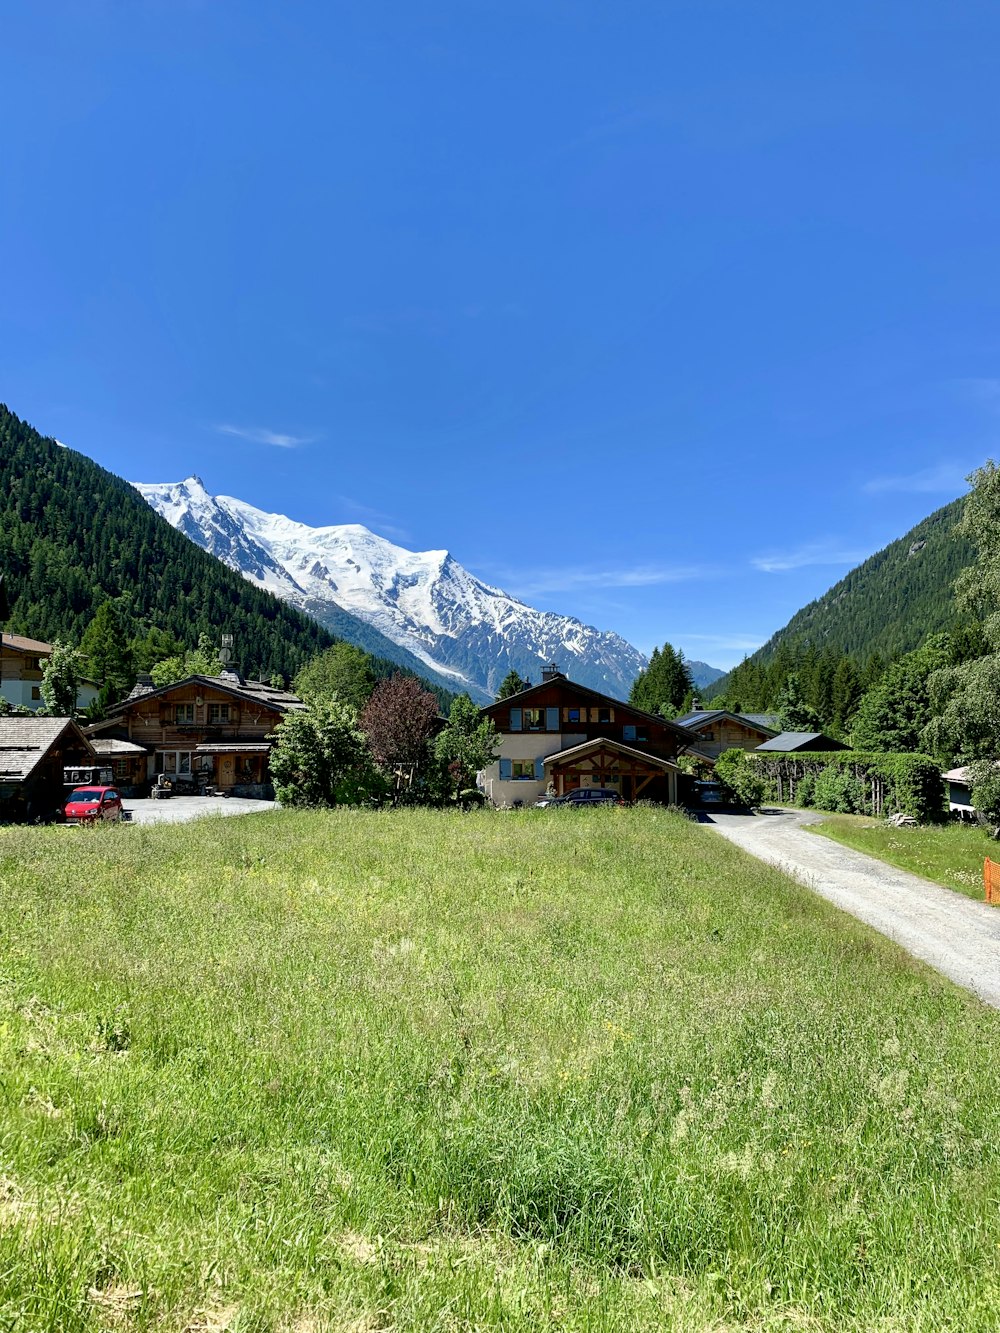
[0, 678, 101, 712]
[482, 732, 587, 807]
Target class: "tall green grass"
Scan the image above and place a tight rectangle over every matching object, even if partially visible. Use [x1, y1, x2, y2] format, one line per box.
[809, 812, 998, 900]
[0, 807, 999, 1330]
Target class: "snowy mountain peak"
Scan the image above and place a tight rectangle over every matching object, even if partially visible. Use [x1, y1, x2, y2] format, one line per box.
[133, 479, 649, 701]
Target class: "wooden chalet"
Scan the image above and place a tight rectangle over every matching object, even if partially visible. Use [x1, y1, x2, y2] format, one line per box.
[93, 669, 305, 797]
[0, 717, 96, 822]
[479, 666, 710, 806]
[0, 633, 99, 713]
[674, 706, 779, 759]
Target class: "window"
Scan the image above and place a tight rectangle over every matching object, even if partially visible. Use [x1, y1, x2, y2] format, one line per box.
[175, 703, 195, 723]
[598, 707, 612, 724]
[511, 760, 535, 779]
[113, 760, 129, 779]
[208, 703, 231, 724]
[155, 751, 193, 775]
[30, 686, 40, 701]
[564, 707, 582, 724]
[523, 708, 544, 731]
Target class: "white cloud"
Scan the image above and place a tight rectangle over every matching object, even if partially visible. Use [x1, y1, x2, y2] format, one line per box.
[751, 541, 868, 574]
[498, 562, 721, 598]
[676, 632, 768, 652]
[862, 462, 975, 496]
[215, 423, 313, 448]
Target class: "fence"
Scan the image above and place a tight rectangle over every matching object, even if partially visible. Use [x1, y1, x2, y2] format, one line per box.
[984, 857, 1000, 905]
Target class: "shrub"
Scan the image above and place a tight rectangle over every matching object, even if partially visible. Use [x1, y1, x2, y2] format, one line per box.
[750, 751, 945, 823]
[812, 768, 864, 814]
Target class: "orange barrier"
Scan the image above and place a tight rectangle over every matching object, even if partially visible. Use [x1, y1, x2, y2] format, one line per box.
[984, 858, 1000, 905]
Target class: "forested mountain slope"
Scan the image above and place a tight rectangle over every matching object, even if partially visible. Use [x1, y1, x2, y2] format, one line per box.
[0, 404, 452, 699]
[707, 497, 972, 697]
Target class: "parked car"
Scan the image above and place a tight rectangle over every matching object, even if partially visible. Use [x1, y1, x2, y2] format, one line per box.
[538, 788, 625, 808]
[63, 786, 124, 825]
[692, 780, 725, 807]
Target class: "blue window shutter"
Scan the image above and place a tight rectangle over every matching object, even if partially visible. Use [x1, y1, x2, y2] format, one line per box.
[546, 707, 559, 731]
[623, 725, 636, 741]
[534, 757, 545, 780]
[499, 757, 512, 780]
[509, 708, 522, 731]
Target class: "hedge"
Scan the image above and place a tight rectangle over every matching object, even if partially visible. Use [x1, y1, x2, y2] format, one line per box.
[747, 751, 945, 823]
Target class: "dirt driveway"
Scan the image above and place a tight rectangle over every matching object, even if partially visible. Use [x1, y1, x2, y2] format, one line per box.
[705, 808, 1000, 1008]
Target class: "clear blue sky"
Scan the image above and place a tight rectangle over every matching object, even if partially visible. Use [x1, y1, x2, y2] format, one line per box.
[3, 2, 997, 668]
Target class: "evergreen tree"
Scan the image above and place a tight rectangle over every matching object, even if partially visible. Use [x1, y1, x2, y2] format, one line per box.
[851, 636, 950, 753]
[496, 669, 530, 700]
[776, 672, 822, 732]
[79, 598, 136, 704]
[629, 644, 694, 715]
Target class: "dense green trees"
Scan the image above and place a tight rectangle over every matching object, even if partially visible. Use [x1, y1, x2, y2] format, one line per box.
[434, 695, 500, 800]
[294, 641, 378, 711]
[39, 643, 84, 716]
[850, 637, 951, 753]
[268, 698, 383, 808]
[629, 644, 693, 716]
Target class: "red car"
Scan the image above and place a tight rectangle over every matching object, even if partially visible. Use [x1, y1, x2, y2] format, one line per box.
[63, 786, 124, 825]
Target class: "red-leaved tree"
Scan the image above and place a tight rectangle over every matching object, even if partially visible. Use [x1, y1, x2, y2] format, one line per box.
[361, 675, 439, 794]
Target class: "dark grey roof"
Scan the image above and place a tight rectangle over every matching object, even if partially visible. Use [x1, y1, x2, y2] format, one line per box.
[755, 731, 844, 752]
[675, 709, 779, 735]
[0, 718, 94, 781]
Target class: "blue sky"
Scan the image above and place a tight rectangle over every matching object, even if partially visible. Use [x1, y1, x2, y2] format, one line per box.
[2, 2, 997, 668]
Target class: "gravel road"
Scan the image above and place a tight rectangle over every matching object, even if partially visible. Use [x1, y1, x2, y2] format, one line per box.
[705, 808, 1000, 1008]
[123, 795, 279, 825]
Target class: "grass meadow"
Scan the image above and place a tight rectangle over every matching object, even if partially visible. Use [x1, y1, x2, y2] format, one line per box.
[1, 807, 1000, 1331]
[809, 813, 999, 902]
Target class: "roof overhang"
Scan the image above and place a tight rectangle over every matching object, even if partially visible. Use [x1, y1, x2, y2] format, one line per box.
[543, 737, 680, 771]
[194, 743, 272, 755]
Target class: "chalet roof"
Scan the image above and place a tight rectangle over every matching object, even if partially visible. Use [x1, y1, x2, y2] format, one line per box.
[107, 674, 305, 716]
[943, 766, 973, 784]
[755, 731, 848, 753]
[0, 718, 94, 782]
[195, 742, 272, 755]
[0, 633, 53, 656]
[483, 675, 696, 745]
[674, 709, 779, 734]
[542, 736, 681, 771]
[90, 738, 149, 755]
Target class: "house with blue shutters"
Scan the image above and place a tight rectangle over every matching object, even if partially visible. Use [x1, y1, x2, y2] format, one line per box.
[478, 665, 707, 806]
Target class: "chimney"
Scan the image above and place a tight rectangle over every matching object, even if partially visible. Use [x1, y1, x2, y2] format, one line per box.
[691, 697, 703, 712]
[541, 662, 562, 682]
[218, 634, 234, 667]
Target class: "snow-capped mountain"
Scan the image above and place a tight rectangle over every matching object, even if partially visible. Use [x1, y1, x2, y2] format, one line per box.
[134, 477, 648, 702]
